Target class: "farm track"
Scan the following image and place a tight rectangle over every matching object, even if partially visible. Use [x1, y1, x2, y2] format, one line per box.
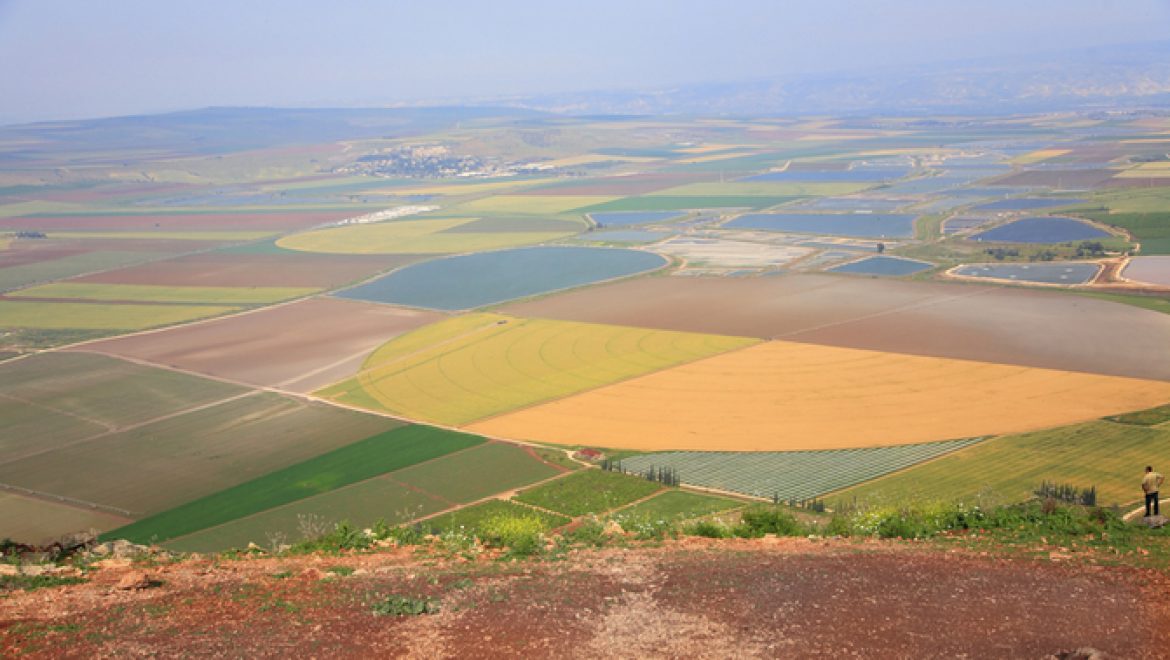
[0, 482, 136, 518]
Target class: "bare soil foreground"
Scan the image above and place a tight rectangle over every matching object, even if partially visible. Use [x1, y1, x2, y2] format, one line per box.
[501, 274, 1170, 381]
[3, 539, 1167, 658]
[81, 297, 444, 391]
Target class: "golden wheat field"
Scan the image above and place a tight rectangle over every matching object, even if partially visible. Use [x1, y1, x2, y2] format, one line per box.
[469, 341, 1170, 451]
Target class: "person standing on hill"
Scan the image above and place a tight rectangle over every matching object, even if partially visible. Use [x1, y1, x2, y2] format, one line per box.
[1142, 466, 1164, 517]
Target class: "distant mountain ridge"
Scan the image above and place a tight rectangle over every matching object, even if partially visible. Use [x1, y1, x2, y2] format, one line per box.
[500, 40, 1170, 116]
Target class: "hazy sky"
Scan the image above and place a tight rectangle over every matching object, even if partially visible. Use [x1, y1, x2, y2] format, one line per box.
[1, 0, 1168, 125]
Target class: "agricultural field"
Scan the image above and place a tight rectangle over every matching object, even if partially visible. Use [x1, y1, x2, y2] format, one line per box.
[972, 198, 1087, 212]
[614, 439, 983, 501]
[610, 489, 742, 522]
[421, 499, 570, 535]
[0, 210, 359, 232]
[1076, 210, 1170, 255]
[83, 297, 444, 392]
[514, 468, 663, 516]
[0, 392, 401, 531]
[335, 246, 667, 311]
[277, 215, 584, 254]
[0, 248, 177, 291]
[108, 424, 484, 544]
[8, 282, 319, 305]
[0, 300, 239, 330]
[832, 418, 1170, 508]
[575, 195, 800, 213]
[0, 493, 131, 546]
[319, 313, 755, 425]
[588, 211, 687, 227]
[470, 341, 1170, 452]
[73, 251, 421, 288]
[499, 274, 1170, 380]
[165, 478, 449, 552]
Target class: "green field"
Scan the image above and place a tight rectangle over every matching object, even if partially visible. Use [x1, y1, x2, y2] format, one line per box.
[422, 499, 570, 534]
[319, 313, 756, 425]
[277, 216, 580, 254]
[48, 231, 276, 241]
[164, 442, 562, 552]
[106, 424, 483, 543]
[164, 477, 448, 552]
[611, 489, 743, 522]
[831, 420, 1170, 507]
[0, 250, 173, 291]
[0, 300, 240, 330]
[1077, 211, 1170, 255]
[1, 393, 400, 521]
[1105, 403, 1170, 426]
[10, 282, 320, 305]
[514, 469, 663, 516]
[574, 195, 801, 213]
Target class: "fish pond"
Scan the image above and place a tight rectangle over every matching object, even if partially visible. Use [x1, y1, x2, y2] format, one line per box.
[573, 229, 670, 244]
[742, 166, 909, 183]
[969, 216, 1110, 243]
[336, 246, 667, 310]
[953, 262, 1100, 285]
[726, 213, 917, 239]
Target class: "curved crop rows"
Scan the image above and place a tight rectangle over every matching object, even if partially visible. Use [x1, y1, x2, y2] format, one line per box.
[318, 313, 757, 425]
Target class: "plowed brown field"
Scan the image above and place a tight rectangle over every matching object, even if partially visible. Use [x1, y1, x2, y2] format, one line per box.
[82, 298, 444, 391]
[469, 341, 1170, 451]
[500, 274, 1170, 381]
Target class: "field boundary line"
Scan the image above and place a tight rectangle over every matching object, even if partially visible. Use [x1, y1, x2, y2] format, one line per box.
[0, 389, 262, 468]
[0, 391, 116, 431]
[818, 436, 994, 504]
[0, 481, 136, 518]
[772, 283, 1001, 340]
[605, 487, 670, 516]
[463, 336, 763, 427]
[160, 441, 498, 546]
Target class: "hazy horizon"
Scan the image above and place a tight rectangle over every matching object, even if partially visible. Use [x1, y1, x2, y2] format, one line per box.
[2, 0, 1169, 125]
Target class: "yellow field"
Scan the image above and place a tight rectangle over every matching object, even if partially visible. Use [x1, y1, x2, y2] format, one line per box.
[0, 300, 239, 330]
[1115, 162, 1170, 178]
[277, 217, 577, 254]
[451, 195, 617, 215]
[1012, 149, 1070, 165]
[10, 282, 319, 305]
[318, 313, 757, 426]
[0, 200, 86, 218]
[469, 341, 1170, 452]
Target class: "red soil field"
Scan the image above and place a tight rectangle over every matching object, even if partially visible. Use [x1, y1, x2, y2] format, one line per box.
[81, 297, 445, 392]
[75, 252, 423, 288]
[0, 210, 358, 232]
[518, 173, 707, 196]
[500, 273, 1170, 381]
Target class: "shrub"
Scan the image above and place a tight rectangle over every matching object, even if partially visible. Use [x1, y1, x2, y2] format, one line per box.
[371, 594, 440, 616]
[735, 506, 805, 538]
[684, 520, 732, 538]
[564, 518, 608, 547]
[478, 514, 546, 557]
